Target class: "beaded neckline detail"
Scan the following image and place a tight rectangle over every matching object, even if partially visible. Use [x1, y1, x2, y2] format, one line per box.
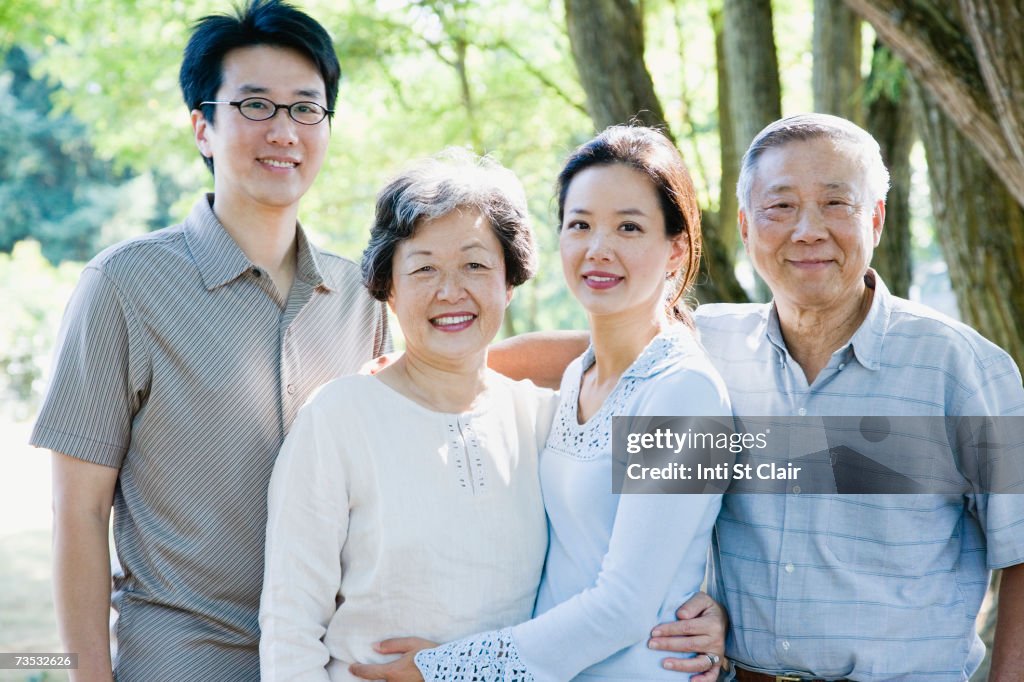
[546, 329, 697, 461]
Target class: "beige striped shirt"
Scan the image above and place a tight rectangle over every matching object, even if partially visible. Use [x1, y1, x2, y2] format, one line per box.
[32, 194, 390, 681]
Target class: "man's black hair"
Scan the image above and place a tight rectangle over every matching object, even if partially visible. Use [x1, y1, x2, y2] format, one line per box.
[179, 0, 340, 173]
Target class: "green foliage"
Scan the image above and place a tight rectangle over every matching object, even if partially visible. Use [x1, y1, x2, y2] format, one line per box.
[0, 0, 860, 406]
[0, 46, 177, 265]
[0, 241, 81, 419]
[865, 43, 906, 104]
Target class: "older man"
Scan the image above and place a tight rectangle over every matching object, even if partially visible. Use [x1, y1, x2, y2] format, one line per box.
[647, 114, 1024, 681]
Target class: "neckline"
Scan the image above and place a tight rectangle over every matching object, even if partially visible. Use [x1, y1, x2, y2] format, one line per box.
[571, 328, 691, 428]
[370, 371, 499, 418]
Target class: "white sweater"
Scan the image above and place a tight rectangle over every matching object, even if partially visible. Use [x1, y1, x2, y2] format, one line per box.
[259, 371, 557, 681]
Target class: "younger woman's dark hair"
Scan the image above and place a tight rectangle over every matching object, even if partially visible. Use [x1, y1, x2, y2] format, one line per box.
[556, 125, 702, 326]
[179, 0, 341, 174]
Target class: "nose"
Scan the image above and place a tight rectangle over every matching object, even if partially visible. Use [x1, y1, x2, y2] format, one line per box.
[791, 206, 828, 243]
[266, 109, 299, 146]
[436, 271, 468, 303]
[584, 229, 613, 261]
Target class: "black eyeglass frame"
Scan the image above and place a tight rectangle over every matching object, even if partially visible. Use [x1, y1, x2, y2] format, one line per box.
[199, 97, 334, 125]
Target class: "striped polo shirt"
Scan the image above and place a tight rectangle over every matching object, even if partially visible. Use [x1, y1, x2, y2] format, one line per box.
[695, 271, 1024, 681]
[31, 195, 390, 681]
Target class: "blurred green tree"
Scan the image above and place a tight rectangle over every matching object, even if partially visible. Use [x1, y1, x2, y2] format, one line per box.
[0, 46, 133, 264]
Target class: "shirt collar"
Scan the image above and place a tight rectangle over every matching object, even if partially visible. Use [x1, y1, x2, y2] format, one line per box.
[184, 194, 335, 292]
[846, 268, 890, 371]
[764, 268, 891, 372]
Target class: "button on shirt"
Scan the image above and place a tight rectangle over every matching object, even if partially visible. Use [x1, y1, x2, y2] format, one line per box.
[695, 271, 1024, 681]
[31, 195, 391, 681]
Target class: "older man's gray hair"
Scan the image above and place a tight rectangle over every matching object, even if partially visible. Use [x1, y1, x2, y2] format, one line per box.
[736, 113, 891, 215]
[361, 148, 537, 302]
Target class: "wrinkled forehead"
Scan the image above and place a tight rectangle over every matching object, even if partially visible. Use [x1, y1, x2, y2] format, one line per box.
[753, 138, 873, 195]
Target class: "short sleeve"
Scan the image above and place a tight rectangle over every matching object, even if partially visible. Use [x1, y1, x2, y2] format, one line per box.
[957, 350, 1024, 568]
[974, 494, 1024, 568]
[30, 265, 149, 467]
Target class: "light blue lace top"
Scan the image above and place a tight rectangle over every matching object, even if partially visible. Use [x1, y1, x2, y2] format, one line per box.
[415, 328, 731, 681]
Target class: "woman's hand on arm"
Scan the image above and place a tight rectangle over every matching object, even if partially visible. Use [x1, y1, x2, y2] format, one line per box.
[349, 638, 436, 682]
[648, 591, 728, 681]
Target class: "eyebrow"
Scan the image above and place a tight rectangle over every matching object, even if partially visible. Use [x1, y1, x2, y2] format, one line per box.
[237, 84, 324, 100]
[566, 207, 649, 216]
[763, 181, 856, 194]
[404, 242, 491, 258]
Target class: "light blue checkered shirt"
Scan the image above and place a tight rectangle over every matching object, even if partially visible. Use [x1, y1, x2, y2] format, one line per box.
[694, 271, 1024, 681]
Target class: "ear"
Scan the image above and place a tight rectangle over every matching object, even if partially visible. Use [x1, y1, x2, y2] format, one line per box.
[738, 209, 750, 249]
[667, 235, 687, 273]
[191, 109, 214, 159]
[505, 285, 514, 308]
[871, 199, 885, 247]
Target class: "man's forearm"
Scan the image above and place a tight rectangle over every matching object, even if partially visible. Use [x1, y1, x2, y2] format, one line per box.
[53, 511, 114, 682]
[488, 330, 589, 389]
[989, 563, 1024, 681]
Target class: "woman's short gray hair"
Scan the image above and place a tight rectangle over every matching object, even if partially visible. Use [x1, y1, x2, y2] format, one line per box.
[736, 113, 891, 214]
[361, 148, 537, 302]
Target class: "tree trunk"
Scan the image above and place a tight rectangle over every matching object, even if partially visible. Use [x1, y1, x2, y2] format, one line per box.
[722, 0, 780, 301]
[563, 0, 748, 303]
[912, 78, 1024, 369]
[712, 7, 739, 257]
[563, 0, 668, 132]
[865, 44, 914, 297]
[844, 0, 1024, 209]
[961, 0, 1024, 175]
[813, 0, 864, 124]
[722, 0, 782, 153]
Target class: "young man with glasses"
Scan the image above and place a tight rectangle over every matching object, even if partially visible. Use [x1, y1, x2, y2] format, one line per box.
[31, 1, 389, 680]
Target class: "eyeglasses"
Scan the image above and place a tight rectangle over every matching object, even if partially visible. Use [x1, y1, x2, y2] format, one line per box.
[199, 97, 333, 125]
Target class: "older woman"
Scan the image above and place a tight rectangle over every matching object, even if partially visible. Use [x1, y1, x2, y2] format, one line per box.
[258, 152, 556, 681]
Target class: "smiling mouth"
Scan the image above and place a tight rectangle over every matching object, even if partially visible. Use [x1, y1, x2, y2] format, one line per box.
[430, 314, 477, 330]
[788, 259, 833, 268]
[583, 274, 624, 289]
[259, 158, 298, 169]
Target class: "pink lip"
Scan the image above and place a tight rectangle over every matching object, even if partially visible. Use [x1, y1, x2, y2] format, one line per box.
[582, 271, 624, 290]
[429, 312, 477, 332]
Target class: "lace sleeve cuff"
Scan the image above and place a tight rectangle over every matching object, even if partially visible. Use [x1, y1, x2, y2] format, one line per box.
[414, 627, 535, 682]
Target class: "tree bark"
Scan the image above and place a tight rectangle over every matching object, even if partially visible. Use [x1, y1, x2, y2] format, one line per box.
[722, 0, 780, 301]
[865, 43, 914, 297]
[563, 0, 748, 303]
[912, 78, 1024, 369]
[844, 0, 1024, 209]
[712, 7, 739, 256]
[813, 0, 864, 124]
[961, 0, 1024, 175]
[563, 0, 668, 133]
[722, 0, 782, 153]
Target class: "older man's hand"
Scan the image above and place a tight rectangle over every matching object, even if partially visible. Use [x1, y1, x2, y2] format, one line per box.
[648, 591, 728, 681]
